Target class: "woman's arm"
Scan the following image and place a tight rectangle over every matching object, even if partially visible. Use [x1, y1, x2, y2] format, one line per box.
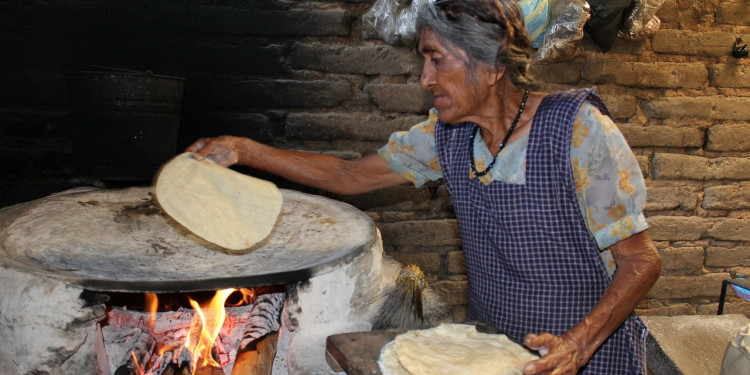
[522, 230, 661, 375]
[186, 135, 410, 195]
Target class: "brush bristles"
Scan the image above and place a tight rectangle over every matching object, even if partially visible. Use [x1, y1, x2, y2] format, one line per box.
[372, 264, 427, 330]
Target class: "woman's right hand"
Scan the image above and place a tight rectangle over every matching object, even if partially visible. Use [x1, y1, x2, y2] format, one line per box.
[185, 136, 245, 167]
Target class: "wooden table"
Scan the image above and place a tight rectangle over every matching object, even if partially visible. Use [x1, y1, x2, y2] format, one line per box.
[326, 329, 407, 375]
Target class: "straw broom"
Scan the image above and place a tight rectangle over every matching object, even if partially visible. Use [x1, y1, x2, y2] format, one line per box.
[371, 264, 427, 330]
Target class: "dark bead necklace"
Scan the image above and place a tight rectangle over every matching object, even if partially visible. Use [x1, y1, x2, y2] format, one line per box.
[470, 89, 529, 177]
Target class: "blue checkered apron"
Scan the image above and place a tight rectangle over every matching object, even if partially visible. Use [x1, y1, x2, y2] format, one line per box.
[434, 89, 647, 374]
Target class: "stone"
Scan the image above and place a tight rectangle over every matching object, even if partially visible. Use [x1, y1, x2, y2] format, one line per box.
[285, 112, 424, 142]
[291, 43, 421, 75]
[378, 220, 461, 248]
[190, 79, 352, 109]
[619, 125, 704, 148]
[637, 303, 696, 316]
[709, 218, 750, 241]
[363, 84, 433, 113]
[181, 112, 278, 143]
[429, 280, 469, 306]
[645, 184, 698, 211]
[647, 215, 711, 241]
[659, 246, 705, 275]
[652, 30, 737, 57]
[446, 251, 467, 274]
[706, 246, 750, 268]
[652, 153, 750, 180]
[530, 62, 582, 84]
[598, 94, 637, 120]
[195, 9, 352, 37]
[716, 0, 750, 26]
[709, 64, 750, 89]
[707, 123, 750, 151]
[643, 97, 750, 120]
[583, 61, 708, 89]
[647, 273, 729, 300]
[390, 252, 442, 274]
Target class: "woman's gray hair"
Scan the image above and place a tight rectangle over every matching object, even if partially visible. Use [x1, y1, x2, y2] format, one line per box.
[416, 0, 536, 89]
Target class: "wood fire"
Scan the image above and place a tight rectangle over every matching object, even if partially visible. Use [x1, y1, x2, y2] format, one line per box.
[104, 288, 283, 375]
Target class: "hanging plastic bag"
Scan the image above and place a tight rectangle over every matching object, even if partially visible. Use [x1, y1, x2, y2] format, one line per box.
[397, 0, 431, 48]
[362, 0, 428, 47]
[535, 0, 590, 63]
[519, 0, 551, 49]
[618, 0, 666, 41]
[585, 0, 631, 52]
[362, 0, 403, 45]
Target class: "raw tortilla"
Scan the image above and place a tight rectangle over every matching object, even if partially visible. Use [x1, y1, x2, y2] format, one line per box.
[379, 341, 411, 375]
[154, 152, 283, 251]
[379, 323, 538, 375]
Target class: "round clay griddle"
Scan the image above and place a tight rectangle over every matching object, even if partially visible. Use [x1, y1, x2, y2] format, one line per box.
[0, 187, 376, 292]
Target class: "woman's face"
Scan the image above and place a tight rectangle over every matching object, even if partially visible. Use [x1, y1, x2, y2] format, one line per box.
[418, 27, 493, 124]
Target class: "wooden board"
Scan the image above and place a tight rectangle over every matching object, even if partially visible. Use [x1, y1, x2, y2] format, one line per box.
[326, 330, 406, 375]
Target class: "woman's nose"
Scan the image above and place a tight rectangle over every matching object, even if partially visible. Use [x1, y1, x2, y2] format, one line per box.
[420, 64, 435, 89]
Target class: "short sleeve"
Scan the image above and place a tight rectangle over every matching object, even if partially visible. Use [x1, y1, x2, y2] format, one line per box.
[378, 108, 443, 187]
[571, 102, 649, 250]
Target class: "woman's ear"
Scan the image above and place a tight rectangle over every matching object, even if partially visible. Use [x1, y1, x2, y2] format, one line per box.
[486, 66, 506, 87]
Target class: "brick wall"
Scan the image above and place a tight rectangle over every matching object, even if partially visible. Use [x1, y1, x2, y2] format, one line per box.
[1, 0, 749, 319]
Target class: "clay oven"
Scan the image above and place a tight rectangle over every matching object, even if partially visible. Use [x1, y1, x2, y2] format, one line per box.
[0, 186, 391, 374]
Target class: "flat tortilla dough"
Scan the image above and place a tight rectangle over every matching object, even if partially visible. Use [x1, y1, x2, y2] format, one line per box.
[155, 152, 283, 251]
[379, 341, 411, 375]
[379, 323, 538, 375]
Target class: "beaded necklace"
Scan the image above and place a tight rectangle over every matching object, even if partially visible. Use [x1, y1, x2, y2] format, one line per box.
[469, 89, 529, 177]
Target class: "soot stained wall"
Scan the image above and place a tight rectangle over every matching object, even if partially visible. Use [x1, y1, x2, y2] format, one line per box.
[1, 0, 750, 319]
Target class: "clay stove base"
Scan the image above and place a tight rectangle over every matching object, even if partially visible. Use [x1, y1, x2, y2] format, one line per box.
[0, 187, 453, 375]
[0, 187, 388, 375]
[0, 232, 385, 375]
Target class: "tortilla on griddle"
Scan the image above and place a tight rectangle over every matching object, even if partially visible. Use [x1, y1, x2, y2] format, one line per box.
[155, 152, 282, 251]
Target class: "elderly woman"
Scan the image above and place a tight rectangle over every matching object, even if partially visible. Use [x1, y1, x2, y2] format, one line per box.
[187, 0, 661, 373]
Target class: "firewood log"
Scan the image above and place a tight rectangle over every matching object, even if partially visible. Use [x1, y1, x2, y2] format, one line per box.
[231, 332, 278, 375]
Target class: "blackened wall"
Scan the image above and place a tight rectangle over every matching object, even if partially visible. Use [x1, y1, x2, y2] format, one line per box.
[2, 0, 750, 319]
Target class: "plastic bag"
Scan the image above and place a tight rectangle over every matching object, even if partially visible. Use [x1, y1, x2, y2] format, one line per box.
[535, 0, 590, 63]
[397, 0, 431, 48]
[721, 324, 750, 375]
[362, 0, 402, 45]
[585, 0, 631, 52]
[618, 0, 665, 41]
[520, 0, 551, 49]
[362, 0, 428, 47]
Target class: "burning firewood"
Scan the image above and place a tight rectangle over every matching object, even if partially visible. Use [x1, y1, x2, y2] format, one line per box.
[112, 329, 157, 375]
[240, 292, 284, 350]
[103, 289, 285, 375]
[233, 331, 278, 375]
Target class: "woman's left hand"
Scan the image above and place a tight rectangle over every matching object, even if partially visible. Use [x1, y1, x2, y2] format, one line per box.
[521, 332, 586, 375]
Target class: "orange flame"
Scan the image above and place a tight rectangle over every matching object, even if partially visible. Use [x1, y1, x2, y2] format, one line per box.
[185, 288, 236, 372]
[130, 351, 144, 375]
[226, 288, 256, 306]
[145, 293, 158, 331]
[130, 289, 244, 374]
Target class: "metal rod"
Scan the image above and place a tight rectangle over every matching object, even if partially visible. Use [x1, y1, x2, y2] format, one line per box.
[718, 280, 729, 315]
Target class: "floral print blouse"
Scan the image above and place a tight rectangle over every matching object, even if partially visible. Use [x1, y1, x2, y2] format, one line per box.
[378, 103, 649, 274]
